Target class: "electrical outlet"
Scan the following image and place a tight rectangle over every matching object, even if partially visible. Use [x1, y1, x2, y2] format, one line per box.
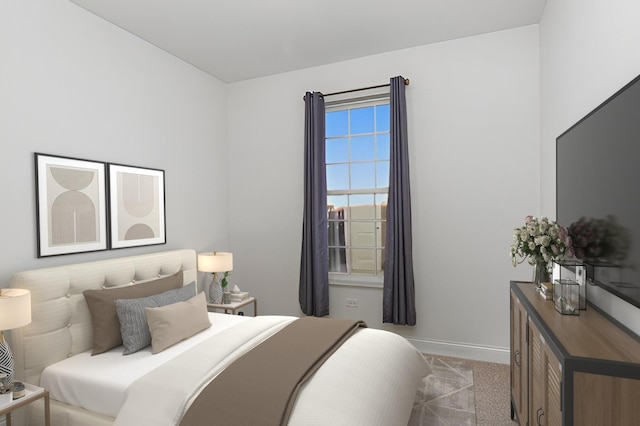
[346, 298, 359, 308]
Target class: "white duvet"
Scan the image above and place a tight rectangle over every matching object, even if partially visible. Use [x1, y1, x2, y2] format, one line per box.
[40, 313, 251, 417]
[43, 313, 430, 426]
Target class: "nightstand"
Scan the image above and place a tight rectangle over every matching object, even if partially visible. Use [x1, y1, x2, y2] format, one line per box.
[0, 382, 50, 426]
[208, 296, 257, 316]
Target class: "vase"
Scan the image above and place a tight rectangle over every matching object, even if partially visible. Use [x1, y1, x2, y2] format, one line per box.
[532, 261, 551, 289]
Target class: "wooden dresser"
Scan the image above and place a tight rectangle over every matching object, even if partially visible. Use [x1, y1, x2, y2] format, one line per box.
[510, 281, 640, 426]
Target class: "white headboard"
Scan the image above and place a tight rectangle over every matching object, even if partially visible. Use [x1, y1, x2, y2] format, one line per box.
[8, 249, 197, 386]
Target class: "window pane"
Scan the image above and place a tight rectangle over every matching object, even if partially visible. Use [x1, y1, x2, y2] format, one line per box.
[376, 104, 390, 132]
[376, 161, 389, 188]
[350, 194, 375, 220]
[376, 222, 385, 250]
[350, 135, 374, 162]
[350, 248, 377, 274]
[326, 110, 348, 137]
[378, 248, 385, 272]
[326, 138, 348, 163]
[350, 106, 374, 134]
[376, 194, 388, 219]
[329, 247, 347, 273]
[327, 164, 349, 190]
[349, 222, 377, 248]
[328, 195, 348, 213]
[328, 220, 346, 246]
[350, 162, 375, 189]
[350, 193, 374, 207]
[377, 134, 390, 160]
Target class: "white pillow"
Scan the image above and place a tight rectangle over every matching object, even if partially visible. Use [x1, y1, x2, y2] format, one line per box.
[145, 292, 212, 354]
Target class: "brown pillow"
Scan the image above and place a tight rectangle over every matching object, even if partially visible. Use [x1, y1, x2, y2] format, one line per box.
[84, 271, 183, 355]
[145, 292, 212, 354]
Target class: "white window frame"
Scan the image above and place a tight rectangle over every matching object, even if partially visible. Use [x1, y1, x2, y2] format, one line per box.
[326, 95, 390, 288]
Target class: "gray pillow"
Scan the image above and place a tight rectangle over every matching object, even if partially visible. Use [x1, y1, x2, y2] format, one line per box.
[115, 282, 196, 355]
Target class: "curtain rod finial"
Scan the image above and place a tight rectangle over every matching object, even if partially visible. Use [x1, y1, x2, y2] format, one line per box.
[404, 78, 410, 86]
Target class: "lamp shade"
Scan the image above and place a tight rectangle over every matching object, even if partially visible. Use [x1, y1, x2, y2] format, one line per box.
[198, 252, 233, 273]
[0, 289, 31, 331]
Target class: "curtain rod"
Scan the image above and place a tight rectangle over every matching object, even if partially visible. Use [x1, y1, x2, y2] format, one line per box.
[303, 78, 410, 101]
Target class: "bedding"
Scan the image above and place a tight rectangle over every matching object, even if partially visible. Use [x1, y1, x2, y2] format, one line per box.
[115, 315, 428, 426]
[180, 317, 366, 426]
[40, 312, 250, 418]
[10, 249, 431, 426]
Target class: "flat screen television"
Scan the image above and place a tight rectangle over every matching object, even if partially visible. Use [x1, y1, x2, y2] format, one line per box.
[556, 74, 640, 309]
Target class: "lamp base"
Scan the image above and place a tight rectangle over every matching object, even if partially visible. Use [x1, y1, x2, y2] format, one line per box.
[208, 278, 223, 304]
[0, 339, 15, 384]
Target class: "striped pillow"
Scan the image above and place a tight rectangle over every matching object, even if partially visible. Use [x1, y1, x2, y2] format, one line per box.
[114, 282, 196, 355]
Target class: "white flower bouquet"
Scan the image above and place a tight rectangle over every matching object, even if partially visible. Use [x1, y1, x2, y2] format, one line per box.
[510, 216, 572, 267]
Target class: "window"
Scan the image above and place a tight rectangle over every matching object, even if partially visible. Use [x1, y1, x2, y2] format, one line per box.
[326, 99, 390, 282]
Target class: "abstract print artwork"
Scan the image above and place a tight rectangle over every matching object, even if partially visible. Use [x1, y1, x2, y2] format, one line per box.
[109, 164, 166, 249]
[35, 153, 107, 257]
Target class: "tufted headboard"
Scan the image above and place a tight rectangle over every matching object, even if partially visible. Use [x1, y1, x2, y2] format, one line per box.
[8, 249, 197, 386]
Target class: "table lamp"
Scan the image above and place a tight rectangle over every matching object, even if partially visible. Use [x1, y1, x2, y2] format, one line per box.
[198, 252, 233, 303]
[0, 289, 31, 384]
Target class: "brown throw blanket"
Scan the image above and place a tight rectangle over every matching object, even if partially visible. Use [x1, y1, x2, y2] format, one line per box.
[180, 317, 366, 426]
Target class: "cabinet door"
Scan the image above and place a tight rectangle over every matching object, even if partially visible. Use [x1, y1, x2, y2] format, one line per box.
[529, 320, 562, 426]
[574, 373, 640, 426]
[545, 345, 562, 426]
[511, 291, 528, 423]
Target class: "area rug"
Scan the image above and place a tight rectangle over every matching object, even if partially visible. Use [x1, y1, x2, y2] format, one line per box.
[408, 355, 517, 426]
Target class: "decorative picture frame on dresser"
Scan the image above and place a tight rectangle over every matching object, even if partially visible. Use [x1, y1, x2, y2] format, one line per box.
[108, 163, 166, 249]
[34, 153, 108, 257]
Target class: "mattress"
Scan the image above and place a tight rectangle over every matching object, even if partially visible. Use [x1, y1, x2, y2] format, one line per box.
[40, 312, 249, 418]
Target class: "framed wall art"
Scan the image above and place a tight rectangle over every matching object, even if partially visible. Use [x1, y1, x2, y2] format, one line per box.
[35, 153, 108, 257]
[108, 163, 166, 249]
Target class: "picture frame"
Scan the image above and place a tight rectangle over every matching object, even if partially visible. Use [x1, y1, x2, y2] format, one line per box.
[108, 163, 166, 249]
[35, 153, 108, 257]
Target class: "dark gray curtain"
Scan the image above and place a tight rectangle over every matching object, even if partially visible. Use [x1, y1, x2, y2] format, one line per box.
[299, 92, 329, 317]
[383, 76, 416, 325]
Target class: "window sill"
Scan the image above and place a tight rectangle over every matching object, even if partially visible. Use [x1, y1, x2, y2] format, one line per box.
[329, 274, 383, 289]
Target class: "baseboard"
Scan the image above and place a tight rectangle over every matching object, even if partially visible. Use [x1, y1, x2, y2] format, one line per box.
[407, 337, 510, 365]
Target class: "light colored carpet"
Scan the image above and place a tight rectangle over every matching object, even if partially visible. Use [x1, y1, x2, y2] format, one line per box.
[471, 359, 517, 426]
[409, 355, 517, 426]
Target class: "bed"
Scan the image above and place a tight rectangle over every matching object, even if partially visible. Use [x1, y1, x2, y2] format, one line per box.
[8, 249, 430, 425]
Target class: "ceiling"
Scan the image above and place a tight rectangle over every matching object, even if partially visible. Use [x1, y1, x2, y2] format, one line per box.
[70, 0, 546, 83]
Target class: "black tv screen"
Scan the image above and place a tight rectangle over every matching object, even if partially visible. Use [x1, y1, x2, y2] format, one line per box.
[556, 74, 640, 309]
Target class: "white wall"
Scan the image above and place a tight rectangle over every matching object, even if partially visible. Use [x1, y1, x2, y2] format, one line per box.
[540, 0, 640, 335]
[0, 0, 229, 290]
[227, 25, 541, 363]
